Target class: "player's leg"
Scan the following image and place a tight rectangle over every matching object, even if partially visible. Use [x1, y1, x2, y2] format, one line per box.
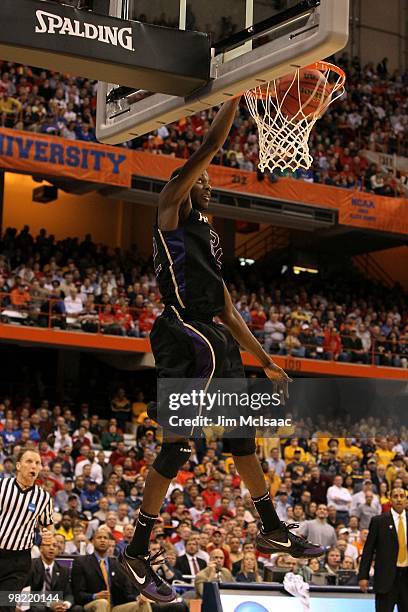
[231, 441, 323, 557]
[122, 435, 191, 603]
[221, 328, 324, 558]
[127, 437, 191, 556]
[122, 312, 211, 602]
[217, 329, 285, 532]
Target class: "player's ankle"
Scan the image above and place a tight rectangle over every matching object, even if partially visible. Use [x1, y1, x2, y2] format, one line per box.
[126, 544, 148, 558]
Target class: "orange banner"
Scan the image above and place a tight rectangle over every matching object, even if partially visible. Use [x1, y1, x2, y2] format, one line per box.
[129, 152, 408, 235]
[1, 130, 406, 235]
[0, 128, 132, 187]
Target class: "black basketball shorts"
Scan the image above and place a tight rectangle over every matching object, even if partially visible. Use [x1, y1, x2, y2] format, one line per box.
[150, 306, 245, 381]
[150, 306, 257, 453]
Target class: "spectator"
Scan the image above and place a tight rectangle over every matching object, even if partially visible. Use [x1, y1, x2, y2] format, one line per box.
[175, 537, 207, 580]
[323, 323, 342, 360]
[114, 524, 135, 557]
[0, 92, 22, 125]
[55, 478, 78, 513]
[55, 512, 74, 542]
[138, 303, 157, 337]
[327, 476, 352, 526]
[352, 491, 382, 530]
[235, 552, 262, 583]
[299, 504, 337, 549]
[65, 524, 94, 556]
[195, 549, 234, 597]
[81, 479, 103, 514]
[307, 466, 332, 505]
[325, 547, 342, 577]
[265, 447, 286, 478]
[64, 288, 84, 326]
[339, 329, 368, 363]
[110, 389, 131, 433]
[101, 424, 124, 451]
[99, 304, 124, 336]
[351, 480, 381, 513]
[75, 450, 103, 485]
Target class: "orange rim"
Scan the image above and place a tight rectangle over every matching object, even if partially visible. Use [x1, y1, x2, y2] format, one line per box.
[309, 61, 346, 87]
[245, 61, 346, 101]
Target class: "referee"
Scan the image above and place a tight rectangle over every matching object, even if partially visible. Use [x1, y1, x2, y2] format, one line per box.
[0, 449, 54, 611]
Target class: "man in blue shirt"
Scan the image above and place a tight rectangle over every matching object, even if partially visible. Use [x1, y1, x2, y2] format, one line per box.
[0, 418, 21, 446]
[80, 479, 102, 514]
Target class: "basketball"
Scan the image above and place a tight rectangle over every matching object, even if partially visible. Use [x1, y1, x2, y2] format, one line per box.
[276, 68, 332, 119]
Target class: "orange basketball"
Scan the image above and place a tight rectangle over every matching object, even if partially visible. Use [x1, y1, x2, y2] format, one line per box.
[276, 68, 332, 119]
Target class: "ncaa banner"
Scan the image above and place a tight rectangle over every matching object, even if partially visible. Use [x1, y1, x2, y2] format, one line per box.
[0, 128, 131, 187]
[129, 152, 408, 236]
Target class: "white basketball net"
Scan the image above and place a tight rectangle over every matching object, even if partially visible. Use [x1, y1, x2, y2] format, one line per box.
[245, 61, 345, 173]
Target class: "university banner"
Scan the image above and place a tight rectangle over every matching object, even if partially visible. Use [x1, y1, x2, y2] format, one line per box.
[130, 152, 408, 235]
[1, 132, 406, 234]
[0, 127, 132, 187]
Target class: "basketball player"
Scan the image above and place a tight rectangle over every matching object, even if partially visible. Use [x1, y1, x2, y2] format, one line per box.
[122, 98, 324, 602]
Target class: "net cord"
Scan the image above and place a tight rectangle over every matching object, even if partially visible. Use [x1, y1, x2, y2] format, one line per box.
[244, 63, 345, 173]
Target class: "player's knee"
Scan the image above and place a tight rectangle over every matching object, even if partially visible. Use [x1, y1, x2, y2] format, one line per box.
[229, 437, 256, 457]
[153, 441, 192, 478]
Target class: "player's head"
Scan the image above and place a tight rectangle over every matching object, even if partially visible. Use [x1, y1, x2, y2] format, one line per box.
[170, 167, 212, 211]
[16, 449, 42, 485]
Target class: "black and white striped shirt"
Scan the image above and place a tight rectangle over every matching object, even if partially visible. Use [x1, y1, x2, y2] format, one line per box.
[0, 478, 53, 550]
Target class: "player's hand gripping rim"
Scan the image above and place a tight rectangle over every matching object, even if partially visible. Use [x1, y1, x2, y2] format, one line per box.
[263, 362, 293, 402]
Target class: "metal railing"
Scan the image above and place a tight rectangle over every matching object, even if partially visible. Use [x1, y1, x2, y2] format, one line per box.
[0, 293, 406, 368]
[0, 293, 142, 337]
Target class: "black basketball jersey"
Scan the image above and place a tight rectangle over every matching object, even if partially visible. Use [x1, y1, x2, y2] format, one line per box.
[153, 208, 225, 320]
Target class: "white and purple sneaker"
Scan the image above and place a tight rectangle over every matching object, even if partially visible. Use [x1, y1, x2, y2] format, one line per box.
[256, 522, 325, 558]
[121, 546, 177, 603]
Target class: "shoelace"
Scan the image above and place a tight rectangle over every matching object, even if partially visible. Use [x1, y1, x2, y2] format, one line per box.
[146, 548, 171, 587]
[282, 522, 319, 547]
[284, 522, 300, 531]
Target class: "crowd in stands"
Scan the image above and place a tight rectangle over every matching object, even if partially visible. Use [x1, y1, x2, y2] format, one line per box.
[0, 227, 407, 367]
[0, 389, 407, 605]
[0, 61, 97, 141]
[1, 43, 407, 196]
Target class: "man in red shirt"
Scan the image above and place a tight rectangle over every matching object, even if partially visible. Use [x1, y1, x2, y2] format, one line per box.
[213, 497, 235, 522]
[115, 300, 137, 336]
[323, 322, 342, 360]
[138, 303, 157, 337]
[207, 530, 231, 569]
[202, 478, 221, 509]
[10, 284, 31, 310]
[39, 440, 56, 466]
[250, 306, 267, 339]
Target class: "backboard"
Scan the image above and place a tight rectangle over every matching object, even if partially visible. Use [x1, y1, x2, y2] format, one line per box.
[96, 0, 349, 144]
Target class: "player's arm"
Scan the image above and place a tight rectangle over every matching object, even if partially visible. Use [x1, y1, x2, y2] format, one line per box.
[218, 282, 292, 396]
[158, 98, 240, 231]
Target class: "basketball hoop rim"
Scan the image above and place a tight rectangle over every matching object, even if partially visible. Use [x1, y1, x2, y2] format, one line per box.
[311, 60, 346, 86]
[244, 61, 346, 101]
